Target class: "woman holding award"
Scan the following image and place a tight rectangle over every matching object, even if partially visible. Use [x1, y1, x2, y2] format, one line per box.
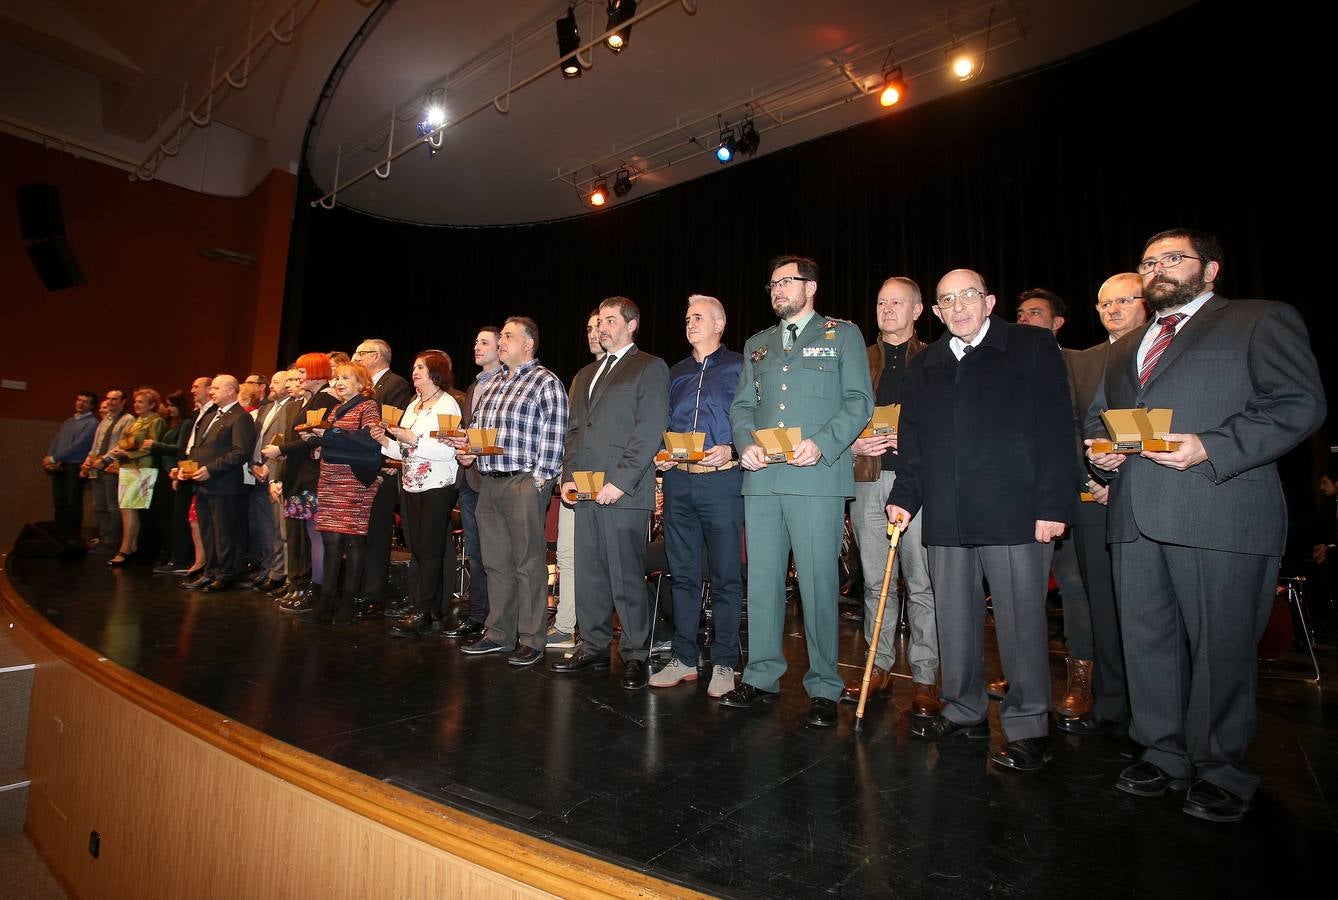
[371, 351, 462, 637]
[297, 362, 383, 625]
[106, 388, 166, 566]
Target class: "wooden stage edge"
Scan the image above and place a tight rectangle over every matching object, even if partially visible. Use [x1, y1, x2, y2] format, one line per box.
[1, 554, 705, 899]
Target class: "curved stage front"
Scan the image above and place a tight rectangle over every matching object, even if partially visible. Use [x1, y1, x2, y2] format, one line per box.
[3, 552, 1334, 898]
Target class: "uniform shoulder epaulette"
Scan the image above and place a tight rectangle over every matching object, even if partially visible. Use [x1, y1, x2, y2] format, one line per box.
[747, 324, 779, 342]
[821, 316, 858, 328]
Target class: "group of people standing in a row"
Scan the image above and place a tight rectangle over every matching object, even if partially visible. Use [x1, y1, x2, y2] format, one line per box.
[45, 227, 1325, 827]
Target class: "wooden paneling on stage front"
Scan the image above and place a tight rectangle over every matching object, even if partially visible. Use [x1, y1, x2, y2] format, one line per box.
[2, 558, 699, 900]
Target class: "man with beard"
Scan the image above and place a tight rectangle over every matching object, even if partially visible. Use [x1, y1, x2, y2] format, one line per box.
[1086, 229, 1324, 822]
[722, 255, 872, 727]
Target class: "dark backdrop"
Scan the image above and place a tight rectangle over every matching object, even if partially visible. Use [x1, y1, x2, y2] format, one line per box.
[283, 0, 1333, 550]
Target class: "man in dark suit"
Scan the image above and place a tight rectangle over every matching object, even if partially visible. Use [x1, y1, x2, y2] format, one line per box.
[353, 338, 415, 615]
[554, 296, 670, 690]
[185, 375, 257, 591]
[1087, 229, 1325, 822]
[888, 268, 1075, 771]
[246, 370, 297, 592]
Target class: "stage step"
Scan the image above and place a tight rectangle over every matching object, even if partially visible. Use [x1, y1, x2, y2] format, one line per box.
[0, 770, 31, 835]
[0, 628, 35, 835]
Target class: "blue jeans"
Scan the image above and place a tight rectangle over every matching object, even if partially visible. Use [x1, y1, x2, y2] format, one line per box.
[662, 466, 744, 667]
[457, 480, 489, 622]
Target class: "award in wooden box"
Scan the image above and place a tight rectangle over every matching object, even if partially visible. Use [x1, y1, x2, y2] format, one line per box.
[1080, 491, 1096, 503]
[655, 431, 706, 463]
[563, 470, 605, 503]
[1089, 408, 1180, 454]
[177, 459, 200, 478]
[295, 408, 327, 432]
[859, 404, 901, 438]
[752, 427, 802, 463]
[466, 427, 503, 455]
[381, 405, 405, 427]
[431, 413, 462, 439]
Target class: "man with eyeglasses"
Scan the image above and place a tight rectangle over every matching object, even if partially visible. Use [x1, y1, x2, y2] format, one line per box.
[721, 255, 873, 727]
[887, 269, 1075, 772]
[1085, 229, 1325, 822]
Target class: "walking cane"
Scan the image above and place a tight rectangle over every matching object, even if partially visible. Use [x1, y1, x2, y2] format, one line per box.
[854, 521, 903, 734]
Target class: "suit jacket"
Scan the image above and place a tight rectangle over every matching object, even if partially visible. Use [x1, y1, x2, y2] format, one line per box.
[854, 334, 926, 482]
[1064, 342, 1111, 526]
[188, 403, 256, 496]
[1085, 294, 1325, 556]
[374, 370, 415, 411]
[889, 316, 1076, 546]
[731, 313, 873, 498]
[253, 397, 298, 484]
[276, 389, 341, 497]
[563, 346, 669, 511]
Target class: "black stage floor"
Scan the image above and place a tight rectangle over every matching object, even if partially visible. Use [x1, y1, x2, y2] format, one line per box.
[6, 553, 1336, 898]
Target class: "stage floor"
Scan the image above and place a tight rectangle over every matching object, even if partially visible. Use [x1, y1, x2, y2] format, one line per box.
[6, 553, 1335, 898]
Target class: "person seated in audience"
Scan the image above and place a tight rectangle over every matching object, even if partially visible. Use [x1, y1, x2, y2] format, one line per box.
[106, 388, 166, 566]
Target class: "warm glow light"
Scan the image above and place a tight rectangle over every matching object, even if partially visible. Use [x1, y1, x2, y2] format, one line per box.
[590, 182, 608, 206]
[879, 84, 902, 107]
[950, 51, 976, 80]
[606, 33, 624, 50]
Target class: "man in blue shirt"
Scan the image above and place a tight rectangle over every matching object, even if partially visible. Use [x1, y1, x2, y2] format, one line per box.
[649, 295, 746, 699]
[43, 391, 98, 543]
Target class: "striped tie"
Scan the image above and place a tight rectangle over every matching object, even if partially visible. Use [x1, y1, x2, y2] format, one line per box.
[1138, 313, 1185, 387]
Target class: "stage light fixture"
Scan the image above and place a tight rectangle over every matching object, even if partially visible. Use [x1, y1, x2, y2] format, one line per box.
[948, 47, 977, 81]
[605, 0, 637, 53]
[556, 7, 582, 78]
[612, 168, 634, 198]
[716, 127, 736, 164]
[735, 118, 760, 157]
[590, 179, 609, 206]
[878, 67, 907, 107]
[425, 105, 446, 127]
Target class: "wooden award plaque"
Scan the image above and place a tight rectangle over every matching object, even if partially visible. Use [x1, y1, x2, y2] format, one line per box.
[1089, 408, 1180, 454]
[431, 413, 463, 439]
[381, 405, 405, 427]
[655, 430, 706, 463]
[466, 427, 503, 455]
[752, 427, 802, 463]
[859, 404, 901, 439]
[563, 470, 605, 503]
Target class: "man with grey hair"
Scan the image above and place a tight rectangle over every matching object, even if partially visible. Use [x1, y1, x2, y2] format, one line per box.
[182, 374, 257, 591]
[649, 294, 746, 698]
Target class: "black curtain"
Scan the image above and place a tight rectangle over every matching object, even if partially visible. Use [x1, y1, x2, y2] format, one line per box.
[283, 0, 1332, 551]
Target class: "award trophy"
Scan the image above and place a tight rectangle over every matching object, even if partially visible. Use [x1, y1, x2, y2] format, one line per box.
[751, 427, 802, 463]
[1089, 408, 1180, 454]
[859, 404, 901, 438]
[563, 470, 606, 503]
[655, 430, 706, 463]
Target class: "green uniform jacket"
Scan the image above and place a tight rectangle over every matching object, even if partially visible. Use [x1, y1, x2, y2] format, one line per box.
[730, 312, 873, 497]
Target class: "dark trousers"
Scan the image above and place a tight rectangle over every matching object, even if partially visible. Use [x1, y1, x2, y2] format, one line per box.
[199, 490, 246, 580]
[457, 480, 489, 622]
[1113, 537, 1277, 801]
[50, 466, 86, 541]
[402, 485, 457, 618]
[1071, 515, 1128, 722]
[145, 469, 174, 561]
[93, 470, 120, 547]
[1053, 535, 1093, 658]
[248, 483, 285, 579]
[319, 531, 366, 619]
[478, 474, 553, 651]
[284, 506, 312, 583]
[662, 467, 744, 668]
[169, 480, 195, 567]
[574, 503, 652, 663]
[361, 470, 399, 600]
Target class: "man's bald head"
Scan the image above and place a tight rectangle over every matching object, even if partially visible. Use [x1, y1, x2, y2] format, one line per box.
[209, 374, 239, 405]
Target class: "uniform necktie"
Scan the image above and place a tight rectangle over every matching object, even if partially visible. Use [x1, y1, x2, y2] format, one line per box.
[784, 323, 799, 352]
[1139, 313, 1185, 387]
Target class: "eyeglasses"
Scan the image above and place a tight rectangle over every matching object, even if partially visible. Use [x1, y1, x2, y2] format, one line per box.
[1095, 295, 1143, 311]
[764, 276, 812, 293]
[1136, 251, 1203, 274]
[935, 287, 986, 309]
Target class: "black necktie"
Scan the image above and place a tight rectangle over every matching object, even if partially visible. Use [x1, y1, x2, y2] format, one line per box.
[961, 344, 974, 356]
[590, 352, 617, 397]
[784, 323, 799, 352]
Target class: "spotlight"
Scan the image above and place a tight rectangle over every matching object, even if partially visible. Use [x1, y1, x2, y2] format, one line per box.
[716, 127, 736, 164]
[425, 105, 445, 127]
[878, 67, 907, 107]
[612, 169, 634, 198]
[556, 7, 581, 78]
[735, 118, 761, 157]
[589, 180, 609, 207]
[605, 0, 637, 53]
[948, 47, 977, 81]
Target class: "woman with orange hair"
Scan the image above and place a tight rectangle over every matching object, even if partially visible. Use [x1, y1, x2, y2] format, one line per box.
[106, 387, 165, 566]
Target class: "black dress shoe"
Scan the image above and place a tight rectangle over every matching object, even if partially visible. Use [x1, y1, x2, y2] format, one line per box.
[253, 577, 285, 593]
[461, 638, 511, 656]
[807, 697, 838, 727]
[719, 682, 780, 709]
[200, 578, 235, 593]
[383, 598, 414, 619]
[353, 596, 382, 619]
[508, 645, 543, 667]
[551, 647, 611, 672]
[1182, 779, 1249, 823]
[281, 595, 318, 613]
[839, 607, 864, 623]
[910, 714, 990, 741]
[1116, 760, 1190, 798]
[621, 659, 649, 690]
[390, 611, 437, 638]
[1055, 713, 1122, 736]
[990, 737, 1053, 772]
[444, 618, 486, 640]
[182, 574, 213, 590]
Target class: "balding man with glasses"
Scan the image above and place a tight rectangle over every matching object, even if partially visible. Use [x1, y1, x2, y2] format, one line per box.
[887, 268, 1075, 772]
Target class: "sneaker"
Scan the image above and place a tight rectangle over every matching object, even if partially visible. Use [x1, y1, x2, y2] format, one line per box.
[706, 665, 737, 698]
[460, 638, 510, 656]
[545, 625, 577, 649]
[649, 658, 698, 688]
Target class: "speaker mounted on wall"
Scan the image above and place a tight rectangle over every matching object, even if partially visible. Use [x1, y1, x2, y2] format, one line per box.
[16, 181, 86, 292]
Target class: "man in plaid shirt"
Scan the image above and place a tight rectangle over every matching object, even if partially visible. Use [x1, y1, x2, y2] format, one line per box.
[452, 316, 569, 667]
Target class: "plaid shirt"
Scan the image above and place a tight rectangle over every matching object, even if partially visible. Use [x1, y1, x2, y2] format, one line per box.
[473, 358, 569, 482]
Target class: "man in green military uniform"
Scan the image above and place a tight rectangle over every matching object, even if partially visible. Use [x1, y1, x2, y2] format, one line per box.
[721, 255, 873, 727]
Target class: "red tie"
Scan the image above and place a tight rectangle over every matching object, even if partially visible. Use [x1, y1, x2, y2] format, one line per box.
[1138, 313, 1185, 387]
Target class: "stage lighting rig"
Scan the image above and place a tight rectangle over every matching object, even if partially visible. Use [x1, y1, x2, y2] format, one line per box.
[735, 118, 760, 157]
[716, 126, 736, 164]
[605, 0, 637, 53]
[557, 6, 582, 78]
[612, 168, 634, 198]
[878, 67, 907, 107]
[948, 47, 978, 81]
[589, 179, 609, 206]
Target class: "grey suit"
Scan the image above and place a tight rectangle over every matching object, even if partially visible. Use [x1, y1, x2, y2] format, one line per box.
[563, 346, 670, 662]
[1086, 294, 1325, 799]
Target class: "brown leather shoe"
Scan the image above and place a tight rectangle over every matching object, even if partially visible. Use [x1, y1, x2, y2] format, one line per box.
[839, 665, 894, 704]
[1056, 657, 1095, 718]
[910, 682, 943, 718]
[987, 676, 1008, 700]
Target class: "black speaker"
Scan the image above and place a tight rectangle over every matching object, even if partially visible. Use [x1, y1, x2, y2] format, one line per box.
[26, 237, 86, 292]
[17, 182, 66, 240]
[13, 520, 84, 558]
